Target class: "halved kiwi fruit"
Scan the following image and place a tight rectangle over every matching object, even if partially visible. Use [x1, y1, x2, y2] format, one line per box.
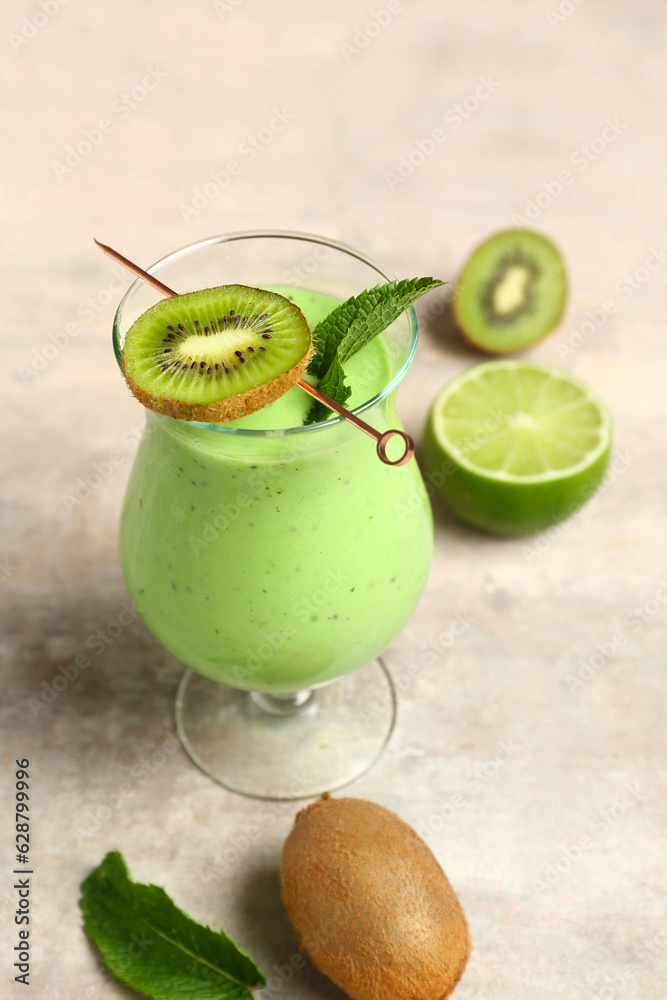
[122, 284, 313, 422]
[453, 229, 567, 353]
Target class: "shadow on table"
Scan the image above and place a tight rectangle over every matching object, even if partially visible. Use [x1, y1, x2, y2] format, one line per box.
[417, 294, 481, 361]
[236, 860, 347, 999]
[82, 932, 148, 999]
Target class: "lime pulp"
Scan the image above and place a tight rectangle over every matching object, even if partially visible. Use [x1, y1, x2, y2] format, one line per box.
[422, 360, 612, 536]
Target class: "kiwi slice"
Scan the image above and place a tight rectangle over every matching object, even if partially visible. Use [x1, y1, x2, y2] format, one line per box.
[122, 284, 313, 422]
[453, 229, 567, 353]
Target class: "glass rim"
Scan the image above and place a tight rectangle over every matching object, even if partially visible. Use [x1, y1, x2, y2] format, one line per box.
[112, 229, 419, 438]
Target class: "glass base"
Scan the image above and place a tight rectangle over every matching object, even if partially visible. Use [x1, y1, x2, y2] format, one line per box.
[175, 659, 396, 799]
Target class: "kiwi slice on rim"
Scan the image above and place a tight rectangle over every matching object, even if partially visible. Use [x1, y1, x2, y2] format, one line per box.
[122, 284, 313, 422]
[453, 229, 567, 353]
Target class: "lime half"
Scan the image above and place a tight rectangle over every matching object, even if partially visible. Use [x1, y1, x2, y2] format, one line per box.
[422, 361, 612, 535]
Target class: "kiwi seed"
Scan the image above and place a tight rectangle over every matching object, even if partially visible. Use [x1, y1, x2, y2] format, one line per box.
[122, 284, 312, 422]
[280, 793, 471, 1000]
[453, 229, 567, 353]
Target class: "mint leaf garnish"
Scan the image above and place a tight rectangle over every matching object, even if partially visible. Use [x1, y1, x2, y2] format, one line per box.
[80, 851, 265, 1000]
[317, 356, 351, 409]
[305, 277, 444, 423]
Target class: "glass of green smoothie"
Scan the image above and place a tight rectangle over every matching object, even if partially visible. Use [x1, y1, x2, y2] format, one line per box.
[113, 231, 433, 799]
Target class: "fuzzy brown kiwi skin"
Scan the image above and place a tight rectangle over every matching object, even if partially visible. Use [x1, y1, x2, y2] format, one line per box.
[280, 793, 471, 1000]
[122, 340, 313, 423]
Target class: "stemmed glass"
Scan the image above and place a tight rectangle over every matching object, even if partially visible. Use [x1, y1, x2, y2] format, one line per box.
[113, 231, 433, 799]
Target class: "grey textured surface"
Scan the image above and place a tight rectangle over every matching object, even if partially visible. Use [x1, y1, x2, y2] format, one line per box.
[1, 2, 666, 998]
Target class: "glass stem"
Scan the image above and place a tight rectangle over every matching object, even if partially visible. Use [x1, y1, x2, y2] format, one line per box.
[250, 689, 315, 716]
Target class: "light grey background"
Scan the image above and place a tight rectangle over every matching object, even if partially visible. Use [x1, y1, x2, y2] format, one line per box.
[1, 1, 666, 998]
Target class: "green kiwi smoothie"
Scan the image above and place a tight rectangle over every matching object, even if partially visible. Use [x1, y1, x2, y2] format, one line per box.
[119, 289, 433, 693]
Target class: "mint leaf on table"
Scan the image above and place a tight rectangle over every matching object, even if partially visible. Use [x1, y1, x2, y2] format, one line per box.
[80, 851, 265, 1000]
[305, 276, 444, 424]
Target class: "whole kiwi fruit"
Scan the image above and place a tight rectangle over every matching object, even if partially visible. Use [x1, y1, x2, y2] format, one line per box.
[280, 793, 471, 1000]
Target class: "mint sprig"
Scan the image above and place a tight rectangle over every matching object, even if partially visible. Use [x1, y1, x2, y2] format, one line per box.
[305, 276, 444, 423]
[80, 851, 265, 1000]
